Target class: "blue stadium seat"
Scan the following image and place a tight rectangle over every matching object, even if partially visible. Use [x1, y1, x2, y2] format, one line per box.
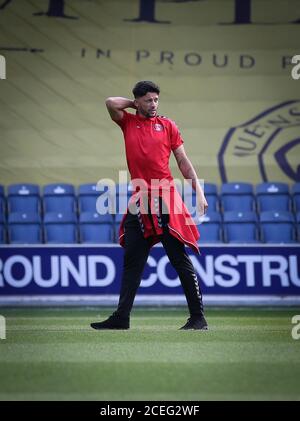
[8, 212, 42, 244]
[196, 211, 222, 243]
[115, 183, 133, 214]
[115, 212, 126, 224]
[256, 182, 290, 211]
[184, 193, 201, 218]
[79, 212, 113, 243]
[78, 183, 98, 212]
[115, 183, 132, 196]
[179, 181, 217, 213]
[183, 183, 219, 214]
[0, 198, 4, 216]
[0, 185, 5, 216]
[114, 213, 126, 242]
[259, 211, 295, 243]
[0, 213, 5, 243]
[221, 182, 254, 212]
[223, 211, 258, 243]
[114, 225, 120, 243]
[205, 183, 219, 211]
[78, 183, 111, 213]
[116, 194, 132, 215]
[292, 183, 300, 213]
[44, 212, 77, 244]
[43, 183, 76, 213]
[296, 213, 300, 242]
[8, 184, 40, 213]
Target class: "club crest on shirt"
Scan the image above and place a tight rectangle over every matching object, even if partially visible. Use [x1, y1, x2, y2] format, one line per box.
[154, 123, 164, 132]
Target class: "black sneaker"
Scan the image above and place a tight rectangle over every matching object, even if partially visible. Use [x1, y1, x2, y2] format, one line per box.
[90, 313, 130, 330]
[179, 315, 208, 330]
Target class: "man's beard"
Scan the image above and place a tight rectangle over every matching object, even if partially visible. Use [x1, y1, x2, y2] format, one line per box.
[138, 108, 157, 118]
[145, 110, 157, 118]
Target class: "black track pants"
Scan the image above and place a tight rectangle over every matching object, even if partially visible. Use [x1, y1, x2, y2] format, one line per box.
[116, 211, 204, 318]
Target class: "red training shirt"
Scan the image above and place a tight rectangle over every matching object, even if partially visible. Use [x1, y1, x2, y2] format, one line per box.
[115, 110, 200, 254]
[116, 111, 183, 187]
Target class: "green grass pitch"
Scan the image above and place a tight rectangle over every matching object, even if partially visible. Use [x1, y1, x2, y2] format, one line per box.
[0, 307, 299, 401]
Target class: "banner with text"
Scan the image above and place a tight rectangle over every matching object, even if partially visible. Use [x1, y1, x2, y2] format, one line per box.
[0, 245, 299, 297]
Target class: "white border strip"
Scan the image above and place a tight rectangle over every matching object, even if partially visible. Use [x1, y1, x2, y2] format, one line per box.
[0, 295, 300, 307]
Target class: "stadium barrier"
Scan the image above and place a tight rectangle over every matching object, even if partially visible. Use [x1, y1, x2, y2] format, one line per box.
[0, 244, 299, 306]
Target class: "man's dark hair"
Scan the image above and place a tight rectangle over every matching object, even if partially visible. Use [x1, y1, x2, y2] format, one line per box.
[132, 81, 160, 98]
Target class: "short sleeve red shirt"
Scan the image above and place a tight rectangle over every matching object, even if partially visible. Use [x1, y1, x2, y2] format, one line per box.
[116, 111, 184, 186]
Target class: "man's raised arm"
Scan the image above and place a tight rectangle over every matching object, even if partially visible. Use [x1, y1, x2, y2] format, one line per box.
[105, 97, 136, 122]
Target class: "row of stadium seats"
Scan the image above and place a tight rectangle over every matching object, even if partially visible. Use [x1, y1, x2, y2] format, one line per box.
[0, 182, 300, 215]
[1, 210, 300, 244]
[0, 182, 300, 244]
[0, 212, 115, 244]
[198, 210, 300, 243]
[184, 182, 300, 214]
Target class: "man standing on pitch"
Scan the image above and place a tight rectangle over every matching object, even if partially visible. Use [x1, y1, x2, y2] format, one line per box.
[91, 81, 208, 330]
